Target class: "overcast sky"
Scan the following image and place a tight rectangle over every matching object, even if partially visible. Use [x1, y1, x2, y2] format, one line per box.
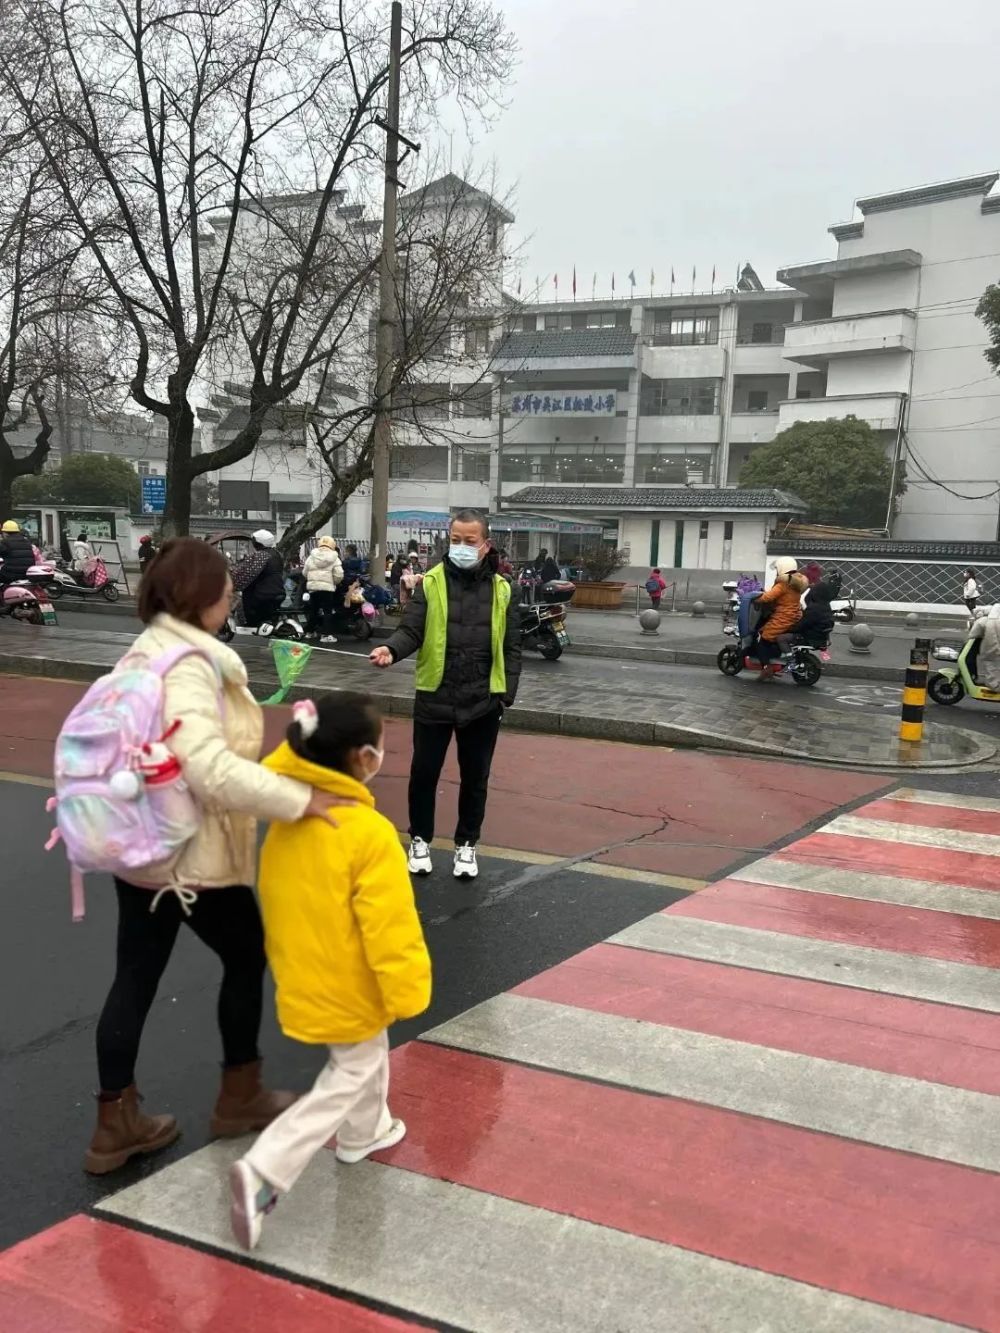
[436, 0, 1000, 299]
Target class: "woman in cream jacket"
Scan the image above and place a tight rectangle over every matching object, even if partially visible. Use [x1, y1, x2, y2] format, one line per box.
[85, 538, 339, 1176]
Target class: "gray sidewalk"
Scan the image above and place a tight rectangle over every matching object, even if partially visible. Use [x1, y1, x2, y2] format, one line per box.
[1, 622, 992, 771]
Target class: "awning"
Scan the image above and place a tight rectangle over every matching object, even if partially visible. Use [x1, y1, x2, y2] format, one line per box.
[490, 511, 604, 535]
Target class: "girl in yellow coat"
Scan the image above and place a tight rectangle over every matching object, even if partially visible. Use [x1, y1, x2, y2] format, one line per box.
[229, 693, 431, 1251]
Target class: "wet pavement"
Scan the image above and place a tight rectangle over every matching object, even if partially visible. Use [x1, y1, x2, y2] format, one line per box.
[0, 620, 995, 770]
[4, 782, 999, 1330]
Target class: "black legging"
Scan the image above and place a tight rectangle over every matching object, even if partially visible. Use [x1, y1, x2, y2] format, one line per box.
[95, 879, 265, 1093]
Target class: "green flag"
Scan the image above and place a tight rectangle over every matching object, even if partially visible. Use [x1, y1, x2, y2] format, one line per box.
[262, 639, 314, 705]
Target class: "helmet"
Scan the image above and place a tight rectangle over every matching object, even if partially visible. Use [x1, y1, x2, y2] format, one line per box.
[139, 535, 152, 544]
[2, 520, 19, 533]
[771, 556, 797, 577]
[251, 529, 276, 548]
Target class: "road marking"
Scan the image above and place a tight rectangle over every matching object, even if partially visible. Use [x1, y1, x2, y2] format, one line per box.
[890, 786, 1000, 813]
[611, 913, 1000, 1013]
[423, 992, 1000, 1172]
[0, 771, 703, 892]
[0, 770, 52, 789]
[826, 813, 1000, 856]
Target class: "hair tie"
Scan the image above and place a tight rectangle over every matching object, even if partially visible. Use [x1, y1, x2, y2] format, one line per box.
[292, 699, 319, 738]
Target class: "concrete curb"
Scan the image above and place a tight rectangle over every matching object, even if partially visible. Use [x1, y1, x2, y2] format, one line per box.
[1, 650, 992, 771]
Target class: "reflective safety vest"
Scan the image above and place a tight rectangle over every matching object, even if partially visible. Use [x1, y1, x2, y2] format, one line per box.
[414, 563, 510, 696]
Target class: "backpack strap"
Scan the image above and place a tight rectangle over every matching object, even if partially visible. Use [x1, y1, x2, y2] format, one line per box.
[150, 643, 223, 684]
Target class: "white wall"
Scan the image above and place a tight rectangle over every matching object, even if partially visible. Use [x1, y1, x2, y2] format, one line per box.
[832, 269, 919, 316]
[825, 351, 912, 395]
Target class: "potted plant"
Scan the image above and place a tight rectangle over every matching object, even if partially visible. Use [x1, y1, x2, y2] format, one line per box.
[572, 543, 629, 609]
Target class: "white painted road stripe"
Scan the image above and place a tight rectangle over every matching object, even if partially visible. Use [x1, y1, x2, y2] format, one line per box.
[889, 787, 1000, 815]
[610, 914, 1000, 1014]
[736, 856, 1000, 920]
[99, 1140, 960, 1333]
[422, 993, 1000, 1172]
[824, 813, 1000, 857]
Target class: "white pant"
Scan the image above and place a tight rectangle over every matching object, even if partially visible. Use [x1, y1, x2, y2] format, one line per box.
[245, 1030, 392, 1194]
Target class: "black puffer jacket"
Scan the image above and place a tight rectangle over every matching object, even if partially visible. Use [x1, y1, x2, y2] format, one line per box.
[386, 557, 521, 725]
[0, 530, 34, 580]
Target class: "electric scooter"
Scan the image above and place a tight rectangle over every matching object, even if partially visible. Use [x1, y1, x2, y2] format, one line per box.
[928, 635, 1000, 706]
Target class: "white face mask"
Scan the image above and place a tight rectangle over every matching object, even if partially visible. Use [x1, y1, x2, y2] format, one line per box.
[449, 542, 484, 570]
[360, 745, 384, 785]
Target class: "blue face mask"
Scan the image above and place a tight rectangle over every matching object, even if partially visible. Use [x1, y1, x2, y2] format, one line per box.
[448, 542, 483, 570]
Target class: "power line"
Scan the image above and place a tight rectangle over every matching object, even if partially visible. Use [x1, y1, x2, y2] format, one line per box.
[904, 434, 1000, 500]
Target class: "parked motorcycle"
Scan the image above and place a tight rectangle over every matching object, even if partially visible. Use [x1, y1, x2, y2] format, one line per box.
[43, 556, 121, 603]
[518, 571, 574, 660]
[0, 564, 58, 626]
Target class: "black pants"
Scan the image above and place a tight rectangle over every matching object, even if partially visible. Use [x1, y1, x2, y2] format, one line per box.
[409, 707, 502, 846]
[95, 879, 266, 1093]
[305, 589, 338, 637]
[242, 590, 283, 628]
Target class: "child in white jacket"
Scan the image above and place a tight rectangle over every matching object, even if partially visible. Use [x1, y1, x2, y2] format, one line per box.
[303, 537, 344, 642]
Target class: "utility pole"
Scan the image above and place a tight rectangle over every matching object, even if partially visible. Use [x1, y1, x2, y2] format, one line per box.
[493, 374, 505, 515]
[367, 1, 404, 587]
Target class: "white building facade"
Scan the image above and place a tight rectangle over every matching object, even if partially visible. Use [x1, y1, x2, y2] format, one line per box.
[778, 172, 1000, 541]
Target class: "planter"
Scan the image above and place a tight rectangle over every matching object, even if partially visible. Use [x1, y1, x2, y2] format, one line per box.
[573, 581, 626, 609]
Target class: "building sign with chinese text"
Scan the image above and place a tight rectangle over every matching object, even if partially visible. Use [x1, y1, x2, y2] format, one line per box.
[508, 391, 617, 417]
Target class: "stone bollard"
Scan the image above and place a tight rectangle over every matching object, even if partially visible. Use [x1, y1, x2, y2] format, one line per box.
[639, 609, 661, 636]
[848, 622, 874, 655]
[905, 611, 920, 629]
[691, 600, 706, 618]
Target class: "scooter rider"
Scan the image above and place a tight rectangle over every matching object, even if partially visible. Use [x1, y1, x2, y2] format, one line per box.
[232, 530, 285, 628]
[0, 520, 34, 585]
[754, 557, 808, 681]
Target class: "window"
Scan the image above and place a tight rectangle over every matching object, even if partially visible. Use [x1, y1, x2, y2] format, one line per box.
[464, 321, 491, 356]
[751, 322, 773, 344]
[747, 390, 769, 413]
[453, 383, 492, 419]
[395, 384, 450, 423]
[636, 449, 709, 484]
[520, 315, 537, 332]
[699, 520, 710, 540]
[502, 444, 625, 485]
[640, 378, 719, 416]
[451, 445, 491, 483]
[389, 446, 449, 480]
[652, 308, 719, 346]
[542, 310, 628, 332]
[723, 521, 734, 540]
[796, 388, 812, 400]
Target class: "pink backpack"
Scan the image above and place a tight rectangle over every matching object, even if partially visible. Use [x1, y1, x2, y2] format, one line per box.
[48, 645, 217, 920]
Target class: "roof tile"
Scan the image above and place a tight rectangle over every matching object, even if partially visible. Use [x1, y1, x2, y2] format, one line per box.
[506, 486, 807, 511]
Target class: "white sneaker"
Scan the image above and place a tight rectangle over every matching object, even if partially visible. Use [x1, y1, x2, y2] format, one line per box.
[321, 635, 338, 644]
[454, 843, 479, 880]
[336, 1117, 407, 1165]
[407, 837, 432, 876]
[229, 1159, 278, 1251]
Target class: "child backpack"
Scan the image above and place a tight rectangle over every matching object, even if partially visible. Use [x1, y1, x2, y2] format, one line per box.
[47, 645, 217, 921]
[645, 577, 660, 594]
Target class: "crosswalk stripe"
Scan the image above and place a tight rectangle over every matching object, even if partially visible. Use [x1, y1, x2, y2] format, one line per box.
[516, 944, 1000, 1096]
[611, 913, 1000, 1013]
[98, 1141, 961, 1333]
[888, 786, 1000, 814]
[735, 856, 1000, 919]
[825, 813, 1000, 856]
[420, 992, 1000, 1171]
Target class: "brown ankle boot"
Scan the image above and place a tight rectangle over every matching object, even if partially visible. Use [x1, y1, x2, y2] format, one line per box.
[210, 1060, 297, 1137]
[84, 1085, 179, 1175]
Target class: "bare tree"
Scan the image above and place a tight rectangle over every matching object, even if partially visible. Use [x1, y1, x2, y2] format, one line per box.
[0, 36, 118, 517]
[1, 0, 515, 535]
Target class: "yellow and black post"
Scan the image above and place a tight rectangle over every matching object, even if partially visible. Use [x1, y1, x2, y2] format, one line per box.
[899, 638, 930, 743]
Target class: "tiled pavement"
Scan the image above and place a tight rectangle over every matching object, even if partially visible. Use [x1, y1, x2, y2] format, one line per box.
[0, 624, 994, 768]
[4, 784, 1000, 1330]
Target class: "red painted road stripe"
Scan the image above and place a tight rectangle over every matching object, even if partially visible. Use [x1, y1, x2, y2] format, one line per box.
[513, 943, 1000, 1095]
[384, 1043, 1000, 1328]
[0, 1215, 417, 1333]
[671, 879, 1000, 968]
[777, 830, 1000, 890]
[860, 796, 1000, 837]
